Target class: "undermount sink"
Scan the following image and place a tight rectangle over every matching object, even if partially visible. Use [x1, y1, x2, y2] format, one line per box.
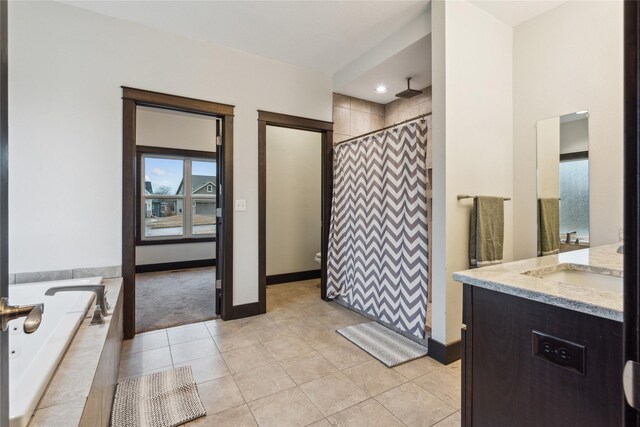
[523, 264, 623, 293]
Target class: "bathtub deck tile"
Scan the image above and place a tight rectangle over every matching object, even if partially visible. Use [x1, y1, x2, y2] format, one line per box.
[29, 398, 86, 427]
[37, 348, 103, 409]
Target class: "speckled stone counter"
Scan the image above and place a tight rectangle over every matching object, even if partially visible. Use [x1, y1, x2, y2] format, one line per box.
[28, 278, 123, 427]
[453, 244, 623, 322]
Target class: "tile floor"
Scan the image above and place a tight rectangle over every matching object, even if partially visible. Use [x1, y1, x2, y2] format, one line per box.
[119, 279, 461, 426]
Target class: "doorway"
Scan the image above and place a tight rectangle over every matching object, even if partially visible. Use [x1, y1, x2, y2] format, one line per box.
[122, 88, 235, 339]
[257, 111, 333, 313]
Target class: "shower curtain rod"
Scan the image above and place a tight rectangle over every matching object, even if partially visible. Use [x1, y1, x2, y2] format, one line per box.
[334, 112, 432, 147]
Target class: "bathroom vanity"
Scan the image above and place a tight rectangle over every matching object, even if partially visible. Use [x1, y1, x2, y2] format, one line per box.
[453, 244, 623, 427]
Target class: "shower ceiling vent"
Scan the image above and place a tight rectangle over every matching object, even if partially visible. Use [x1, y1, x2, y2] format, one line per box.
[395, 77, 423, 99]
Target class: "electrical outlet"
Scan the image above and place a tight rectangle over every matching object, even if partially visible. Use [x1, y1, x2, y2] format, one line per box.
[532, 330, 585, 375]
[235, 200, 247, 211]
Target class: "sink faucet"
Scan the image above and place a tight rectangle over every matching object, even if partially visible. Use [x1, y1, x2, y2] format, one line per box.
[45, 285, 110, 325]
[565, 231, 577, 245]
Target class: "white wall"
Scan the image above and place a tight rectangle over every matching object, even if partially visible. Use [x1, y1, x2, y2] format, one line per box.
[536, 117, 560, 199]
[266, 126, 322, 276]
[513, 1, 623, 259]
[431, 0, 513, 345]
[8, 1, 332, 306]
[560, 118, 589, 154]
[135, 106, 218, 265]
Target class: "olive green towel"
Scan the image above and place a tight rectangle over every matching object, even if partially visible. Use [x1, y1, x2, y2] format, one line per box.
[469, 196, 504, 268]
[538, 198, 560, 256]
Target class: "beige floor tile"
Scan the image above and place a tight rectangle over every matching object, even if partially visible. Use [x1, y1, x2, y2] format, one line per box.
[205, 318, 252, 337]
[167, 322, 211, 345]
[170, 337, 219, 364]
[263, 336, 314, 361]
[375, 382, 456, 427]
[413, 367, 462, 410]
[303, 329, 349, 350]
[393, 356, 441, 379]
[342, 360, 409, 396]
[197, 375, 245, 415]
[317, 342, 372, 371]
[300, 372, 369, 417]
[233, 360, 296, 402]
[213, 331, 260, 353]
[174, 354, 230, 384]
[248, 387, 324, 427]
[186, 404, 258, 426]
[255, 324, 296, 344]
[117, 365, 174, 382]
[432, 411, 461, 427]
[118, 346, 173, 379]
[307, 420, 333, 427]
[326, 399, 404, 426]
[278, 351, 338, 385]
[121, 330, 168, 356]
[221, 343, 275, 373]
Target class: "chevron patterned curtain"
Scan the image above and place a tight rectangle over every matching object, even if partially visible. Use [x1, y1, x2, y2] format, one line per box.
[327, 120, 429, 339]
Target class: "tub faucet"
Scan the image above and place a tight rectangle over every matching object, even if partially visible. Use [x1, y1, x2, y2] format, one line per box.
[45, 284, 110, 325]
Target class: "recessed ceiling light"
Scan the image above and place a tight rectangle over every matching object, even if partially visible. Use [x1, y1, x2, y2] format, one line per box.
[576, 110, 588, 114]
[374, 85, 388, 94]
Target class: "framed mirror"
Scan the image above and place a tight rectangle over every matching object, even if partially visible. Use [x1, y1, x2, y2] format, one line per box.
[536, 111, 589, 255]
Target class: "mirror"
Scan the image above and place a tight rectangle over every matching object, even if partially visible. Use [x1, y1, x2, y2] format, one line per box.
[536, 111, 589, 255]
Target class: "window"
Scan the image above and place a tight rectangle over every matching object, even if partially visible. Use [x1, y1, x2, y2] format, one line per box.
[559, 158, 589, 241]
[141, 154, 216, 242]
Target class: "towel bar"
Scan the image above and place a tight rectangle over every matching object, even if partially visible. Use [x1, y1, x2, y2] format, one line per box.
[457, 194, 511, 201]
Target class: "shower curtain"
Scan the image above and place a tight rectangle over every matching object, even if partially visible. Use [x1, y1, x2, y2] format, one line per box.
[327, 119, 429, 339]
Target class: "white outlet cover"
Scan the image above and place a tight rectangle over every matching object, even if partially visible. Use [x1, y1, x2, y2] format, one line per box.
[235, 200, 247, 211]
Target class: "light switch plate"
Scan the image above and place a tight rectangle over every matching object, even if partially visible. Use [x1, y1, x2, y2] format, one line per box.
[235, 200, 247, 211]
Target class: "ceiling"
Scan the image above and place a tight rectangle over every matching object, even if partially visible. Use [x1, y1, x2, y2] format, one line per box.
[470, 0, 567, 27]
[60, 0, 429, 74]
[334, 34, 431, 104]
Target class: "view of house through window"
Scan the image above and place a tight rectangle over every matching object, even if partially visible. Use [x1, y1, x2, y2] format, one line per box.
[142, 155, 216, 239]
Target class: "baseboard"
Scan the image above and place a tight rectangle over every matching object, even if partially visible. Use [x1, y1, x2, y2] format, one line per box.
[427, 338, 462, 365]
[135, 258, 216, 273]
[266, 269, 321, 285]
[230, 302, 261, 319]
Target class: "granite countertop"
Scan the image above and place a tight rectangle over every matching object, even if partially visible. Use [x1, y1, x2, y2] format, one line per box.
[452, 244, 624, 322]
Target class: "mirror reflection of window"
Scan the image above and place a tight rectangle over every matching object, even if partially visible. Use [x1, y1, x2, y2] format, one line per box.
[559, 113, 589, 250]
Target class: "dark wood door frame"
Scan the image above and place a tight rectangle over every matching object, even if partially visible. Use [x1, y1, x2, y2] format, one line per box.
[0, 1, 8, 424]
[257, 111, 333, 315]
[624, 1, 640, 424]
[122, 87, 235, 339]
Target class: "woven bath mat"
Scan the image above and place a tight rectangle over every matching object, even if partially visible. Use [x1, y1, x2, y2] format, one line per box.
[111, 366, 206, 427]
[337, 322, 428, 367]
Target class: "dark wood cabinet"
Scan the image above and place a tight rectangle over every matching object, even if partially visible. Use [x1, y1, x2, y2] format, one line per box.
[462, 284, 623, 427]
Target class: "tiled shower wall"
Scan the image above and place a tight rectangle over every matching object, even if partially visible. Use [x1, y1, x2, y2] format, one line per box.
[332, 93, 386, 144]
[332, 86, 432, 145]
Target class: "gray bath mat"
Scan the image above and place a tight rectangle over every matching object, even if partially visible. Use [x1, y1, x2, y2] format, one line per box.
[111, 366, 206, 427]
[337, 322, 428, 367]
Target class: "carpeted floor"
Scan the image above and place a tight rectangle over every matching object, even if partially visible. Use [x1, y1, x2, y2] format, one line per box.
[136, 267, 217, 333]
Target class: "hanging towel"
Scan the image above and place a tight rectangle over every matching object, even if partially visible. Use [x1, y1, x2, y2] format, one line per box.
[538, 198, 560, 256]
[469, 196, 504, 268]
